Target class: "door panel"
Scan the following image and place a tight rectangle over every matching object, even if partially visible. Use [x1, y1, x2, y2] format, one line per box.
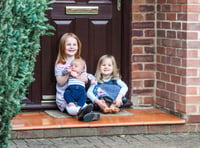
[24, 0, 130, 109]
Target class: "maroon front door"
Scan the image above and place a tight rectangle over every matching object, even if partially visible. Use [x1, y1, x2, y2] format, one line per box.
[23, 0, 131, 110]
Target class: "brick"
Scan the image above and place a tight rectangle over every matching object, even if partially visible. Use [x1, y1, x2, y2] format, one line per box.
[186, 32, 198, 40]
[132, 46, 143, 54]
[187, 59, 200, 67]
[132, 63, 143, 70]
[144, 64, 155, 70]
[132, 55, 154, 62]
[161, 73, 170, 81]
[178, 0, 187, 3]
[132, 13, 145, 21]
[186, 105, 197, 113]
[185, 96, 200, 104]
[162, 5, 171, 12]
[157, 63, 165, 72]
[43, 129, 71, 138]
[187, 50, 198, 58]
[157, 47, 165, 54]
[170, 93, 180, 102]
[157, 0, 167, 3]
[171, 5, 182, 12]
[157, 55, 161, 63]
[16, 130, 44, 139]
[132, 80, 144, 87]
[188, 14, 199, 21]
[177, 32, 186, 39]
[133, 89, 154, 95]
[132, 30, 143, 37]
[148, 125, 170, 134]
[187, 5, 200, 12]
[144, 47, 155, 53]
[171, 40, 183, 48]
[146, 0, 154, 4]
[132, 39, 154, 45]
[157, 30, 166, 37]
[167, 13, 176, 20]
[160, 90, 169, 99]
[187, 41, 200, 48]
[171, 57, 181, 66]
[172, 22, 181, 30]
[122, 126, 147, 134]
[143, 96, 154, 104]
[166, 100, 175, 110]
[171, 124, 197, 132]
[145, 30, 155, 37]
[139, 5, 155, 12]
[132, 0, 145, 4]
[166, 66, 176, 74]
[177, 49, 186, 57]
[186, 87, 197, 95]
[132, 22, 154, 29]
[167, 31, 176, 38]
[157, 13, 165, 20]
[156, 97, 165, 106]
[177, 14, 187, 21]
[157, 81, 165, 89]
[171, 75, 180, 84]
[132, 72, 155, 79]
[176, 103, 186, 113]
[188, 0, 199, 3]
[167, 0, 178, 3]
[146, 13, 155, 20]
[188, 115, 200, 123]
[144, 80, 154, 87]
[187, 23, 200, 31]
[166, 83, 175, 91]
[176, 86, 186, 95]
[71, 128, 97, 136]
[161, 56, 170, 64]
[161, 22, 170, 29]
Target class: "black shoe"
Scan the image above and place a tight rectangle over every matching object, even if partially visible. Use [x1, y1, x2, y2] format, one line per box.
[83, 112, 100, 122]
[78, 104, 94, 121]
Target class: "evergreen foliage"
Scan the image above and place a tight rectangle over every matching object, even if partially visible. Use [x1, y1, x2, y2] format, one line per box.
[0, 0, 54, 147]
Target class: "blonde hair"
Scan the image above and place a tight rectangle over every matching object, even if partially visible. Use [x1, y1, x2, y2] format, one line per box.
[95, 55, 121, 83]
[71, 58, 86, 71]
[56, 33, 82, 64]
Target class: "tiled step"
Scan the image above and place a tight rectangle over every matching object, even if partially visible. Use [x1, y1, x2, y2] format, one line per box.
[11, 108, 185, 139]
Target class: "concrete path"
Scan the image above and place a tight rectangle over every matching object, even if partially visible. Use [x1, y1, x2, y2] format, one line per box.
[9, 133, 200, 148]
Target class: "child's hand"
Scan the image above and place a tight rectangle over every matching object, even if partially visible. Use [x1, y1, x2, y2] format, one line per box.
[90, 79, 97, 85]
[66, 68, 72, 73]
[76, 74, 88, 83]
[70, 71, 78, 77]
[63, 67, 71, 75]
[115, 94, 123, 107]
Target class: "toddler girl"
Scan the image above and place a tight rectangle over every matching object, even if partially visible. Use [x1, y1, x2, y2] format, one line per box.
[87, 55, 128, 113]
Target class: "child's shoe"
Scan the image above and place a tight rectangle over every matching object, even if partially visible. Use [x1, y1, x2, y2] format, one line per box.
[83, 112, 100, 122]
[77, 104, 93, 121]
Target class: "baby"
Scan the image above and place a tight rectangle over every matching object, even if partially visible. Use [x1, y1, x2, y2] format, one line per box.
[64, 58, 96, 108]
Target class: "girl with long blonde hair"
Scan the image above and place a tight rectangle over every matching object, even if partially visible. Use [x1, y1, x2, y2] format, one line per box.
[87, 55, 128, 113]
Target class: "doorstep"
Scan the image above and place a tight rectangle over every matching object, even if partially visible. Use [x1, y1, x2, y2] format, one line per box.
[11, 108, 185, 139]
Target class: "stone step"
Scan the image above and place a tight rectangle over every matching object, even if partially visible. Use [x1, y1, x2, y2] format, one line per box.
[11, 108, 186, 139]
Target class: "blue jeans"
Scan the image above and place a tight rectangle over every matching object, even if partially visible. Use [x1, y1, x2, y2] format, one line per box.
[64, 85, 86, 107]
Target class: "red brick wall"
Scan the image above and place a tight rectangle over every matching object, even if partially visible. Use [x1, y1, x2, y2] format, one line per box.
[132, 0, 200, 122]
[131, 0, 156, 105]
[156, 0, 187, 118]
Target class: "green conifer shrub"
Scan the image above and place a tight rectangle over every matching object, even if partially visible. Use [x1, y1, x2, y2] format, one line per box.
[0, 0, 54, 147]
